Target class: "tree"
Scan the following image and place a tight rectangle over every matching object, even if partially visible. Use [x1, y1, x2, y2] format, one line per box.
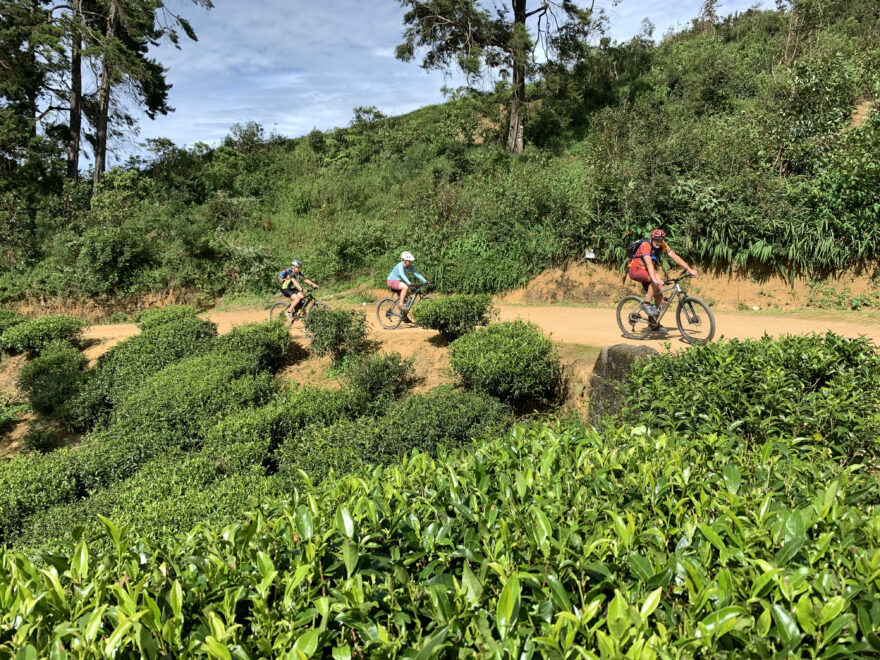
[395, 0, 607, 154]
[87, 0, 213, 189]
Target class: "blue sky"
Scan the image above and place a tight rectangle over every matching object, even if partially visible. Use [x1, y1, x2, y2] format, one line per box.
[123, 0, 764, 160]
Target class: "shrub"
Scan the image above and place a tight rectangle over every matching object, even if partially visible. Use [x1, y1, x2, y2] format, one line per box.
[213, 320, 291, 372]
[343, 351, 415, 409]
[0, 450, 78, 544]
[303, 307, 367, 362]
[449, 320, 561, 404]
[0, 315, 88, 355]
[411, 294, 494, 339]
[274, 419, 383, 490]
[619, 332, 880, 459]
[21, 424, 57, 454]
[134, 304, 201, 331]
[111, 351, 278, 448]
[203, 386, 359, 475]
[17, 342, 87, 418]
[0, 310, 26, 336]
[69, 315, 217, 430]
[383, 387, 513, 455]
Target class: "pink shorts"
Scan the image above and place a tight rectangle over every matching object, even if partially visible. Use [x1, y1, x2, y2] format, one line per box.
[387, 279, 406, 291]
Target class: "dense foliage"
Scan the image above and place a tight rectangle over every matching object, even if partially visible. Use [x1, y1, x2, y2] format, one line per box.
[1, 2, 878, 304]
[449, 320, 561, 404]
[2, 421, 879, 657]
[620, 333, 880, 461]
[303, 308, 367, 362]
[16, 341, 87, 419]
[0, 315, 87, 354]
[411, 293, 494, 339]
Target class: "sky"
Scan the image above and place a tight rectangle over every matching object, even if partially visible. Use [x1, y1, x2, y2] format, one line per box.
[121, 0, 765, 160]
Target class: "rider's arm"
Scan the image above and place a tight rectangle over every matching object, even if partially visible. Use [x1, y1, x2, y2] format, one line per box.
[412, 269, 427, 284]
[303, 278, 318, 288]
[645, 258, 662, 285]
[667, 250, 697, 276]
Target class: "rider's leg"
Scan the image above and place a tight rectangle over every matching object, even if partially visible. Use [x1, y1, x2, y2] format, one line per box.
[397, 283, 409, 310]
[289, 291, 304, 313]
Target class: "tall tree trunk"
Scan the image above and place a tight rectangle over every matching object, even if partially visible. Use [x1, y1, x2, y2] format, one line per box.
[67, 0, 82, 180]
[93, 0, 118, 190]
[506, 0, 526, 155]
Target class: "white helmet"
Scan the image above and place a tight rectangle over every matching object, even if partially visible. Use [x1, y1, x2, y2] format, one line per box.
[291, 259, 302, 267]
[400, 251, 415, 261]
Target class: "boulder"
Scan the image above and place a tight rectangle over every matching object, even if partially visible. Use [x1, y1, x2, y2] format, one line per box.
[589, 344, 658, 425]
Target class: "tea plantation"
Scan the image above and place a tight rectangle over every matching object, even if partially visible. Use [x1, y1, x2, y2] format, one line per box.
[0, 303, 877, 656]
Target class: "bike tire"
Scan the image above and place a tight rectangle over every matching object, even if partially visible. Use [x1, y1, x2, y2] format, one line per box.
[616, 295, 652, 340]
[676, 296, 715, 344]
[376, 298, 403, 330]
[269, 302, 294, 328]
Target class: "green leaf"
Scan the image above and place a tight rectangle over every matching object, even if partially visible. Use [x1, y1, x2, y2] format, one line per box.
[822, 613, 856, 647]
[496, 575, 521, 639]
[640, 588, 663, 619]
[342, 540, 359, 577]
[721, 464, 741, 494]
[169, 580, 183, 620]
[821, 597, 846, 625]
[700, 606, 745, 639]
[771, 604, 801, 646]
[203, 637, 233, 660]
[627, 554, 653, 582]
[292, 629, 320, 659]
[335, 506, 354, 539]
[461, 563, 483, 604]
[697, 523, 727, 555]
[775, 537, 805, 565]
[545, 574, 571, 612]
[71, 541, 89, 582]
[797, 595, 817, 635]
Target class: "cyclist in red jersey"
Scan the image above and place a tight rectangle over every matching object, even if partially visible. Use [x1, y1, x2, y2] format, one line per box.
[628, 229, 697, 318]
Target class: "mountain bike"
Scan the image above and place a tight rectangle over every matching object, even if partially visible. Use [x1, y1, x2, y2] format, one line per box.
[268, 289, 329, 328]
[616, 272, 715, 344]
[376, 284, 434, 330]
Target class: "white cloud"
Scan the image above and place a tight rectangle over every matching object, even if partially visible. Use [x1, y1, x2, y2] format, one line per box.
[121, 0, 767, 162]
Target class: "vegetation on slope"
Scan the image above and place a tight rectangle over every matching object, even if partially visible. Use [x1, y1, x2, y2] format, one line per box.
[1, 1, 879, 306]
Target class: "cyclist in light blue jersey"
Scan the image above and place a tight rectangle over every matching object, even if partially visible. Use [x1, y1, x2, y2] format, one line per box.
[387, 251, 428, 319]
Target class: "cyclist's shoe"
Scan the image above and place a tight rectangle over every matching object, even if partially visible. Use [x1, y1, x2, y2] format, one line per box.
[285, 309, 293, 319]
[402, 314, 414, 323]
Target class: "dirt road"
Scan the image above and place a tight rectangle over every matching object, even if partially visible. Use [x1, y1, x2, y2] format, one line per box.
[83, 304, 880, 350]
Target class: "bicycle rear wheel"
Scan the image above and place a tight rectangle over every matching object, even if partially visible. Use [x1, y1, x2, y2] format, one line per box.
[376, 298, 403, 329]
[616, 295, 652, 340]
[269, 302, 293, 328]
[676, 296, 715, 344]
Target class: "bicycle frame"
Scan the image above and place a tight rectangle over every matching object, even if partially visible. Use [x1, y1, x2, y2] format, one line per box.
[650, 281, 686, 325]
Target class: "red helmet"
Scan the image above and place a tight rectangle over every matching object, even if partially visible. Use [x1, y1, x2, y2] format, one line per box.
[651, 229, 666, 240]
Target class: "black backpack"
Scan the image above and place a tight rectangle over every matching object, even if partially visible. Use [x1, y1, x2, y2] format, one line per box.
[626, 237, 649, 260]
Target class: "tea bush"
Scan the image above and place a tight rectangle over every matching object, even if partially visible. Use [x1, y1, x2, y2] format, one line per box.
[620, 332, 880, 459]
[0, 449, 78, 544]
[134, 304, 201, 331]
[212, 320, 291, 372]
[0, 315, 87, 355]
[383, 386, 513, 455]
[342, 351, 415, 410]
[111, 350, 277, 447]
[0, 310, 25, 336]
[449, 320, 561, 404]
[17, 342, 87, 418]
[303, 307, 367, 362]
[411, 294, 494, 339]
[202, 386, 360, 475]
[70, 314, 217, 429]
[4, 422, 879, 656]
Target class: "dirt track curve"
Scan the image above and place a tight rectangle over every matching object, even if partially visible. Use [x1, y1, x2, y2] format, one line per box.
[83, 304, 880, 351]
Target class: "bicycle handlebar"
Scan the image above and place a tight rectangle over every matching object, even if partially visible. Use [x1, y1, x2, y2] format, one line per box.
[663, 272, 694, 285]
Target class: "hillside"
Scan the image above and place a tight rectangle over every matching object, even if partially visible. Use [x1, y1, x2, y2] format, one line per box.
[0, 1, 878, 310]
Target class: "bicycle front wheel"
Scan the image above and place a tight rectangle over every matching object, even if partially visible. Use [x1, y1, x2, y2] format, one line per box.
[269, 302, 293, 328]
[297, 300, 329, 325]
[676, 296, 715, 344]
[616, 295, 651, 340]
[376, 298, 402, 329]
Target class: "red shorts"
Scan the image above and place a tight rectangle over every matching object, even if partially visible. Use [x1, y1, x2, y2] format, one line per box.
[387, 279, 407, 291]
[627, 268, 652, 292]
